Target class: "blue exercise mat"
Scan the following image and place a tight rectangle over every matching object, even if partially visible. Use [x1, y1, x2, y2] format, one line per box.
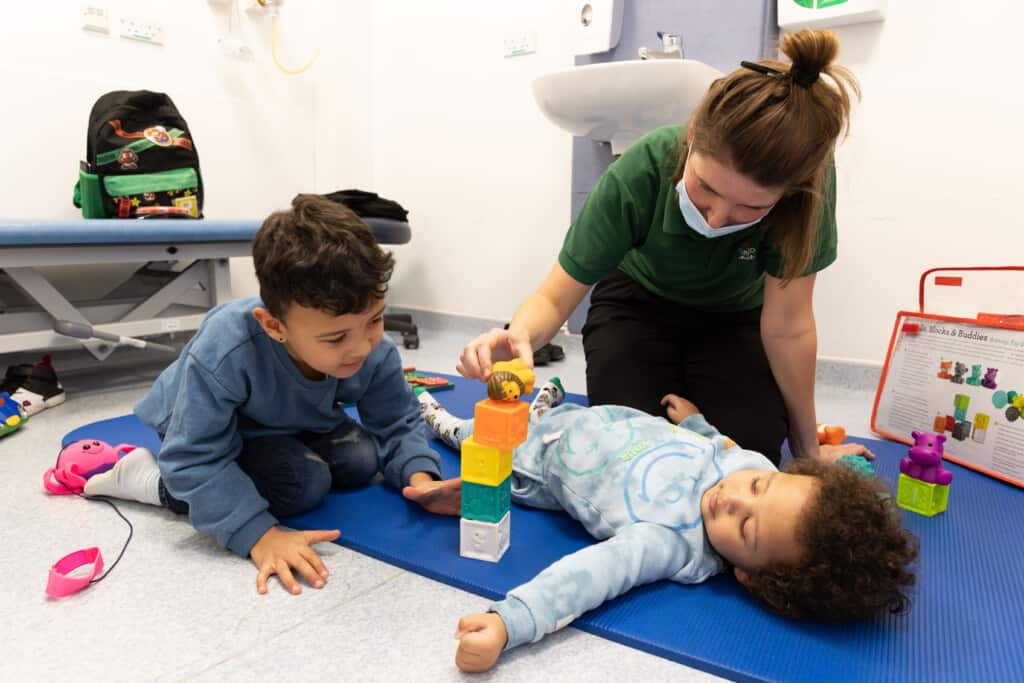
[65, 373, 1024, 682]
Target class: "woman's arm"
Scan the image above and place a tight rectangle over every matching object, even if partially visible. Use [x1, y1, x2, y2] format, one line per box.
[458, 262, 590, 380]
[760, 272, 820, 459]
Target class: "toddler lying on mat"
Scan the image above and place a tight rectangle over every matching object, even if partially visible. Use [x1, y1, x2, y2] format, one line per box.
[415, 381, 919, 673]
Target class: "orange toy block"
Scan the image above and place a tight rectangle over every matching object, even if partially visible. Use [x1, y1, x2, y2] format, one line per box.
[473, 399, 528, 449]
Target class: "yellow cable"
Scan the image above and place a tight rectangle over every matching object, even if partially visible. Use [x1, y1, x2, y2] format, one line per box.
[271, 16, 319, 75]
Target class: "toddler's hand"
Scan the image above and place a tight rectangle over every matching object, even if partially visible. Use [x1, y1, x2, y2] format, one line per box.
[455, 612, 508, 673]
[660, 393, 700, 424]
[402, 473, 461, 515]
[249, 526, 339, 595]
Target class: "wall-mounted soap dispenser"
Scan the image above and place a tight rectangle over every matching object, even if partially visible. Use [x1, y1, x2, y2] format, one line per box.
[573, 0, 624, 56]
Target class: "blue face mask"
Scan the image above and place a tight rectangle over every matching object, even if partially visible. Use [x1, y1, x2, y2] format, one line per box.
[676, 177, 765, 238]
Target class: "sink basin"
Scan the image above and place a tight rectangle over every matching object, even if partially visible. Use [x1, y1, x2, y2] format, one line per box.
[532, 59, 723, 155]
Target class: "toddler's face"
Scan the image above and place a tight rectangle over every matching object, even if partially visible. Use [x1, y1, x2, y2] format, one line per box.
[700, 469, 817, 573]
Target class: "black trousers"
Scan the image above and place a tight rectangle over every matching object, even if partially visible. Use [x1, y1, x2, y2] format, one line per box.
[582, 270, 788, 465]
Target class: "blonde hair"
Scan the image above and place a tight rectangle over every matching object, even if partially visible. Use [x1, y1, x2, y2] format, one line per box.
[672, 29, 860, 281]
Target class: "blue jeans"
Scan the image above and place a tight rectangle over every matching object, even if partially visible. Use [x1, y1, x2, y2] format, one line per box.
[159, 420, 379, 518]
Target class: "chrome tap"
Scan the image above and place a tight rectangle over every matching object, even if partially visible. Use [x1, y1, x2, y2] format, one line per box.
[639, 32, 682, 60]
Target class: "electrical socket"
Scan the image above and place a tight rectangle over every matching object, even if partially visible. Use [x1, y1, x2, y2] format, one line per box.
[503, 31, 537, 58]
[81, 3, 109, 34]
[120, 17, 164, 45]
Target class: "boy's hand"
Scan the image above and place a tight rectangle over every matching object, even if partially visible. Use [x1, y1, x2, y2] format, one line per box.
[660, 393, 700, 424]
[402, 473, 461, 515]
[816, 443, 876, 462]
[455, 612, 508, 673]
[249, 526, 339, 595]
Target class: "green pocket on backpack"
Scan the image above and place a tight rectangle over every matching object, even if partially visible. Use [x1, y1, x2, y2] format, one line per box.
[103, 167, 198, 196]
[75, 169, 107, 218]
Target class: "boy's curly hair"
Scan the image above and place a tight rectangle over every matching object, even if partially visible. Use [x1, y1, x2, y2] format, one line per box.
[252, 194, 395, 319]
[744, 458, 919, 621]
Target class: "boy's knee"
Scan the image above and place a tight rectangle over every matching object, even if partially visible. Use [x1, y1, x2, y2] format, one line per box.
[272, 455, 332, 518]
[329, 435, 379, 489]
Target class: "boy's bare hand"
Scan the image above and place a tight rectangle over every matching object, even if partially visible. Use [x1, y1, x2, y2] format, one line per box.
[402, 473, 461, 515]
[249, 526, 339, 595]
[454, 612, 508, 673]
[660, 393, 700, 424]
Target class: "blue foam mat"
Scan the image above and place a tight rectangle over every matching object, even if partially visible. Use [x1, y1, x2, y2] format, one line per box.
[65, 374, 1024, 682]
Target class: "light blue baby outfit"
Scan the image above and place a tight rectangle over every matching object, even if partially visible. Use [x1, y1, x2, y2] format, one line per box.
[457, 403, 775, 650]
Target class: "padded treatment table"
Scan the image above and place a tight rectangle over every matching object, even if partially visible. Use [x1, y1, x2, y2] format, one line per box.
[64, 373, 1024, 682]
[0, 219, 258, 360]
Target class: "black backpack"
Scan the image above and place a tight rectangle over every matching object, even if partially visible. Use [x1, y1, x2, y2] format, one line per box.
[73, 90, 204, 218]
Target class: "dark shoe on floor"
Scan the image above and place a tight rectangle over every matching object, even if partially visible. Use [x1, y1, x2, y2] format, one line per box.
[1, 355, 66, 416]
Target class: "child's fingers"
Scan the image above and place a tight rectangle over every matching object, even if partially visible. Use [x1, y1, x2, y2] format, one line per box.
[660, 394, 675, 407]
[302, 529, 341, 546]
[290, 555, 325, 589]
[276, 561, 302, 595]
[454, 614, 486, 638]
[300, 546, 330, 581]
[256, 563, 274, 595]
[455, 631, 500, 673]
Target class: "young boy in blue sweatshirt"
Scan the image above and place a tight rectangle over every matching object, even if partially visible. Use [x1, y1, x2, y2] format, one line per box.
[85, 194, 461, 595]
[415, 384, 918, 673]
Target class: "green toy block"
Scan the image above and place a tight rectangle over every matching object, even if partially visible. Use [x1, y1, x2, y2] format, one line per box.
[461, 477, 511, 523]
[953, 393, 970, 410]
[896, 474, 949, 517]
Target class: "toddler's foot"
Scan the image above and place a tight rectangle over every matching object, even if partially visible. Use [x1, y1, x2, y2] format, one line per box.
[417, 391, 464, 450]
[83, 447, 162, 506]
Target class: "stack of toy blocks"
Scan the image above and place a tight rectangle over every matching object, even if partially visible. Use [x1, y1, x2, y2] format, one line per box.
[459, 398, 528, 562]
[897, 431, 952, 517]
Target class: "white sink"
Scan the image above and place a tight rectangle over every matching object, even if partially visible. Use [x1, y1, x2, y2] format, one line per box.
[532, 59, 723, 155]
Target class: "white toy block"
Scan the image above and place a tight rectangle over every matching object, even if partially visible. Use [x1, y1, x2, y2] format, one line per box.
[460, 511, 510, 563]
[972, 427, 987, 444]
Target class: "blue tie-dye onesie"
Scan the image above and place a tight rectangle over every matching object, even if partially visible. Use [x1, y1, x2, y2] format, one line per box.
[455, 403, 776, 650]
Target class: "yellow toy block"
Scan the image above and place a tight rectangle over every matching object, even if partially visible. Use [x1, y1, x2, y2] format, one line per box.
[487, 359, 536, 400]
[461, 436, 513, 486]
[974, 413, 990, 430]
[474, 399, 528, 449]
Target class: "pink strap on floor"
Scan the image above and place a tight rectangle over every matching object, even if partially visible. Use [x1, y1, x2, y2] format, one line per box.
[46, 547, 104, 598]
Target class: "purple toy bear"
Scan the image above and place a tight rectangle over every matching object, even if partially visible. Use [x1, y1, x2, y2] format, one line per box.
[900, 431, 953, 485]
[981, 367, 999, 390]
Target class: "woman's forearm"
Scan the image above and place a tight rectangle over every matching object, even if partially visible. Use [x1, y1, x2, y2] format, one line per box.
[762, 327, 819, 458]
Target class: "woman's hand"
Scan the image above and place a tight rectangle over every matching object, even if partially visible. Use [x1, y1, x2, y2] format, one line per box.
[457, 327, 533, 381]
[815, 442, 876, 463]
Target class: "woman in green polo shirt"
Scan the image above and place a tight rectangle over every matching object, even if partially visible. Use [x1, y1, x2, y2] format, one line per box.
[458, 29, 871, 465]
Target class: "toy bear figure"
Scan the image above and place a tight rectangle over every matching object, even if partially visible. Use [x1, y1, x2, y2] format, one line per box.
[900, 431, 953, 485]
[950, 362, 968, 384]
[981, 367, 999, 390]
[936, 359, 953, 380]
[966, 364, 983, 386]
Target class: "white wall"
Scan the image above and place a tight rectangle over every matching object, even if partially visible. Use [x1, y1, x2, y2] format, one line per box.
[368, 0, 574, 321]
[818, 1, 1024, 364]
[0, 0, 372, 300]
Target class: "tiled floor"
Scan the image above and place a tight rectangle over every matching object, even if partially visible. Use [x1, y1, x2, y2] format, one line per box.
[0, 312, 879, 682]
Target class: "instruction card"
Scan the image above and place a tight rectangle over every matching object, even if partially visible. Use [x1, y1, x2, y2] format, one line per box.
[873, 312, 1024, 488]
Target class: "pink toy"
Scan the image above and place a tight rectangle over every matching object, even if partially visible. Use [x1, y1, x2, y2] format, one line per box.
[43, 439, 137, 495]
[900, 431, 953, 485]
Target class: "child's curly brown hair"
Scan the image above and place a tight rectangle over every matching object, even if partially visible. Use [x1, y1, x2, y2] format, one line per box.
[743, 458, 918, 621]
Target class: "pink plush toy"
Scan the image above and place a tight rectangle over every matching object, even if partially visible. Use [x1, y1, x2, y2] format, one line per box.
[900, 431, 953, 485]
[43, 439, 137, 495]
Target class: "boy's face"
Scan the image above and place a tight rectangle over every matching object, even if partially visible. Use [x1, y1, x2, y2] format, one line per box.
[254, 300, 386, 380]
[700, 469, 817, 579]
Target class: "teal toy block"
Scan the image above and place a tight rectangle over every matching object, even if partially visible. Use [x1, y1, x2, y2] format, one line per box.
[461, 477, 511, 523]
[954, 407, 967, 422]
[897, 474, 949, 516]
[953, 394, 970, 410]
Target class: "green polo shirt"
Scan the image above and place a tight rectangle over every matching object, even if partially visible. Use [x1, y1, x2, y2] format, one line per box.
[558, 125, 837, 311]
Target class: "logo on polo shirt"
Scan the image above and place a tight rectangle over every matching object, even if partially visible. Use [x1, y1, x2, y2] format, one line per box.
[737, 244, 756, 261]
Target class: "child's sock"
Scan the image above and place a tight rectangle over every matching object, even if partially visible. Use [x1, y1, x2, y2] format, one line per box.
[530, 377, 565, 423]
[83, 447, 162, 506]
[417, 391, 465, 450]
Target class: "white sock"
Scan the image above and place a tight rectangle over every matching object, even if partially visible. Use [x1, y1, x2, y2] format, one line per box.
[417, 391, 465, 450]
[530, 378, 565, 424]
[83, 447, 162, 506]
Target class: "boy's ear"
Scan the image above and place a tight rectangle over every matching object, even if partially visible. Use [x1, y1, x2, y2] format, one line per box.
[733, 567, 752, 588]
[252, 307, 286, 341]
